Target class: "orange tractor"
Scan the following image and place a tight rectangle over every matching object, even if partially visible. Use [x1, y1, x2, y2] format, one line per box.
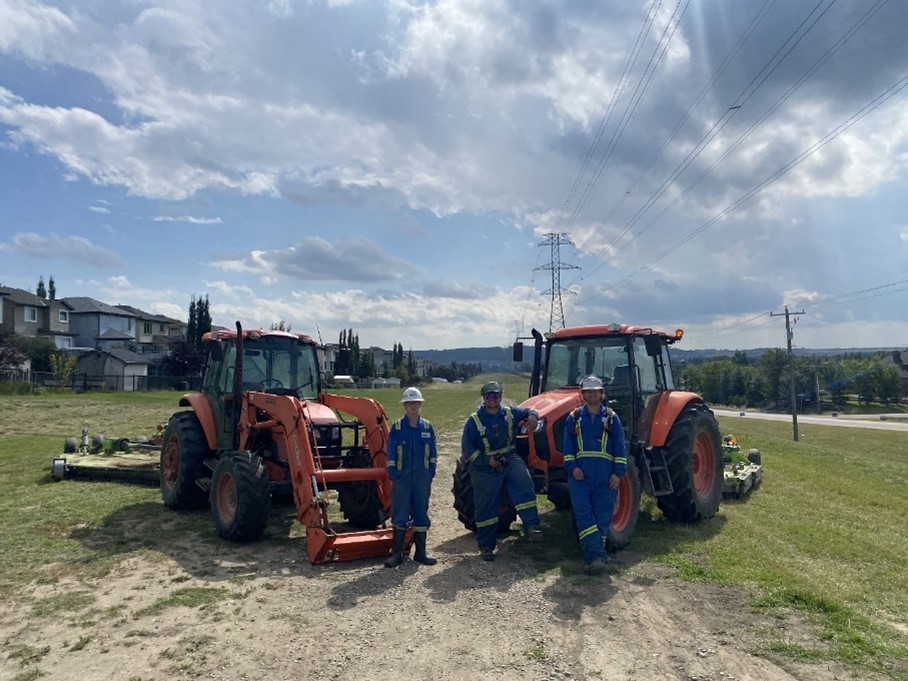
[452, 324, 723, 549]
[159, 323, 396, 564]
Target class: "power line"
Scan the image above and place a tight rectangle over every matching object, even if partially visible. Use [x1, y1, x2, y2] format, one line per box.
[568, 0, 874, 289]
[589, 70, 908, 299]
[687, 276, 908, 346]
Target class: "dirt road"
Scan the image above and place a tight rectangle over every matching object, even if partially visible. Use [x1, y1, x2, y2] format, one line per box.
[0, 433, 860, 681]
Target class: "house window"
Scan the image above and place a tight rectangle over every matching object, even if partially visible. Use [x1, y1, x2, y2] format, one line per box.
[159, 323, 166, 333]
[55, 337, 72, 349]
[59, 310, 69, 323]
[144, 322, 153, 335]
[24, 307, 38, 323]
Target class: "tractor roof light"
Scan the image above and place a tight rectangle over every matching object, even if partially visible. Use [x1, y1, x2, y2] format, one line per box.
[675, 328, 684, 340]
[607, 323, 622, 332]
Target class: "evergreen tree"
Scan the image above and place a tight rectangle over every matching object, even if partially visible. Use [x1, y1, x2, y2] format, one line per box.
[197, 295, 212, 343]
[187, 297, 198, 349]
[36, 276, 46, 299]
[48, 276, 56, 300]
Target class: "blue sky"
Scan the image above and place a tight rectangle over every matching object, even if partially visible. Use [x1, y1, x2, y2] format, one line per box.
[1, 0, 906, 351]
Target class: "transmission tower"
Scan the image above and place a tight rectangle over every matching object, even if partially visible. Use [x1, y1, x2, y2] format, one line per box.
[535, 233, 581, 331]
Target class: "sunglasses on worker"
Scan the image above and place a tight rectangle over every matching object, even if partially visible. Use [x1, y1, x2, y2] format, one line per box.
[484, 392, 501, 400]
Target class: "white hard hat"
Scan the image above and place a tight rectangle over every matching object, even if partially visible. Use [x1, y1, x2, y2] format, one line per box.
[401, 387, 424, 403]
[580, 375, 604, 391]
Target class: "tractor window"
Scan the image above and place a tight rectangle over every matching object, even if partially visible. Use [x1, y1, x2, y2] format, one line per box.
[633, 337, 663, 395]
[241, 336, 320, 398]
[545, 338, 629, 390]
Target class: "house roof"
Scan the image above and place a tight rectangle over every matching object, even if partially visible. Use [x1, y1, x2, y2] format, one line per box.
[114, 304, 182, 325]
[96, 328, 135, 341]
[0, 286, 48, 308]
[107, 348, 151, 365]
[64, 297, 137, 316]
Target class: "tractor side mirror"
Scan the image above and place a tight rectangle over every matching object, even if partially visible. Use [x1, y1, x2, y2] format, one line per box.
[513, 341, 524, 362]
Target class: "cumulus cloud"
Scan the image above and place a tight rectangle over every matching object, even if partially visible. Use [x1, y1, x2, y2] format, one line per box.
[0, 231, 124, 268]
[212, 236, 416, 283]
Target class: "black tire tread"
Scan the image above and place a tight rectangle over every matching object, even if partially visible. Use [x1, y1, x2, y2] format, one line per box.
[160, 411, 210, 510]
[211, 451, 271, 542]
[656, 404, 723, 523]
[451, 459, 516, 533]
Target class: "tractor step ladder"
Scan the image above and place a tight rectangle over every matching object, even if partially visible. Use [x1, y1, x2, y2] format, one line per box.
[643, 448, 674, 496]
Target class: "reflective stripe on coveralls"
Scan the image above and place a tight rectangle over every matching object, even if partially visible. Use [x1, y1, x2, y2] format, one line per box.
[387, 416, 436, 532]
[563, 406, 626, 563]
[464, 406, 540, 551]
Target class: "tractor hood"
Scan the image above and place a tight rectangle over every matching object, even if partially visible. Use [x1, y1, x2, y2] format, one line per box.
[519, 389, 583, 420]
[303, 400, 343, 425]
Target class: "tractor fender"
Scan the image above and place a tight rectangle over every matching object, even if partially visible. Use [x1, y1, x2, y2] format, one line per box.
[179, 393, 219, 450]
[642, 390, 707, 448]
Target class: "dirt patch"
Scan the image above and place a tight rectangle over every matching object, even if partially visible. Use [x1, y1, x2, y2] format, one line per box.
[0, 442, 867, 681]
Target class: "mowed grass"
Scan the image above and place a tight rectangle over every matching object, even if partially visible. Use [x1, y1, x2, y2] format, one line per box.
[0, 379, 906, 678]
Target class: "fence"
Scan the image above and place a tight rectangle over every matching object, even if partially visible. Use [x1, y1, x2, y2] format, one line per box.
[0, 369, 201, 393]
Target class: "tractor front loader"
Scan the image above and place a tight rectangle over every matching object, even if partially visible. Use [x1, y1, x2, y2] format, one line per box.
[160, 322, 400, 564]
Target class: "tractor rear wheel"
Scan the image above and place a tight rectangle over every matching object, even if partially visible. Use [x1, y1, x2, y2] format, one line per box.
[160, 412, 210, 510]
[337, 449, 385, 529]
[210, 451, 271, 542]
[607, 454, 641, 550]
[452, 459, 517, 534]
[656, 404, 723, 522]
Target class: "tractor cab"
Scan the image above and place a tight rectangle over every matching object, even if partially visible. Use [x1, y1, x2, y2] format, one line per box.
[535, 326, 677, 434]
[198, 329, 321, 451]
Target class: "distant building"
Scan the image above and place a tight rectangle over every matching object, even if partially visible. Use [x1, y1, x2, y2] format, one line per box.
[886, 349, 908, 399]
[0, 285, 76, 349]
[72, 347, 151, 392]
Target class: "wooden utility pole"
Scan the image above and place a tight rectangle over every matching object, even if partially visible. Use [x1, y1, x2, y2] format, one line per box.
[771, 306, 805, 441]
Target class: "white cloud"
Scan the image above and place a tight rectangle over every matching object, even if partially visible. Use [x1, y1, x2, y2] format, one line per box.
[154, 215, 222, 224]
[212, 236, 416, 283]
[0, 231, 124, 268]
[0, 0, 75, 61]
[89, 205, 110, 213]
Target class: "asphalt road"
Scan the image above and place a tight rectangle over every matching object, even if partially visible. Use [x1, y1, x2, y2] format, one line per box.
[713, 409, 908, 432]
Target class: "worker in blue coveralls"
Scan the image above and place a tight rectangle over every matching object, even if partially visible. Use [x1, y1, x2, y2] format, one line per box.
[461, 380, 543, 561]
[563, 375, 627, 575]
[384, 387, 438, 568]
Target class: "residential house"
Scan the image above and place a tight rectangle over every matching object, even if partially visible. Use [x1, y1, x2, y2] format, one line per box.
[114, 304, 186, 355]
[62, 297, 139, 350]
[0, 285, 76, 349]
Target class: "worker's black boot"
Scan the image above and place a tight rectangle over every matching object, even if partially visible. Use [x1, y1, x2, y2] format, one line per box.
[384, 528, 406, 568]
[413, 531, 437, 566]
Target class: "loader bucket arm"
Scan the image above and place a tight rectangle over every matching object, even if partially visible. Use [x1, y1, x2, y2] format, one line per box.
[242, 392, 396, 564]
[319, 392, 392, 509]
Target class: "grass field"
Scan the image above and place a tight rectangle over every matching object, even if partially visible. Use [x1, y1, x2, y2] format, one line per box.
[0, 375, 905, 678]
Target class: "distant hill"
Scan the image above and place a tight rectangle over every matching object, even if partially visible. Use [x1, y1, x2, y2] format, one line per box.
[414, 345, 898, 368]
[414, 346, 515, 370]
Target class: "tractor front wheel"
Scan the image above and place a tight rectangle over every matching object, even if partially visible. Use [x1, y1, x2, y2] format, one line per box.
[210, 452, 271, 542]
[656, 404, 723, 523]
[160, 412, 210, 510]
[607, 454, 641, 550]
[337, 449, 385, 528]
[452, 459, 516, 534]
